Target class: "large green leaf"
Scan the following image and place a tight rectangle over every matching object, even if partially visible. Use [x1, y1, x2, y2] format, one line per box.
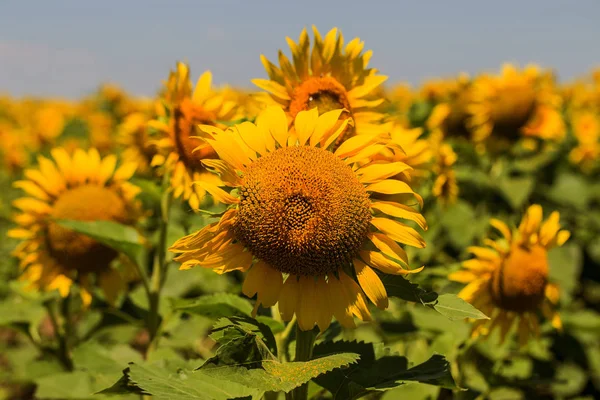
[100, 353, 358, 397]
[496, 175, 535, 210]
[432, 294, 489, 321]
[209, 316, 280, 355]
[126, 360, 262, 400]
[54, 219, 145, 265]
[379, 274, 438, 305]
[313, 340, 456, 399]
[200, 353, 360, 393]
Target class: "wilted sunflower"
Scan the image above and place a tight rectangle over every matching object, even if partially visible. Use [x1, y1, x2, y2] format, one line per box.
[149, 62, 240, 209]
[468, 64, 564, 144]
[253, 26, 390, 144]
[450, 205, 569, 345]
[8, 148, 141, 305]
[170, 106, 426, 331]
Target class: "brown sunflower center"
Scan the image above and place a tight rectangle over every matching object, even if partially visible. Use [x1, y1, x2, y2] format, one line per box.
[235, 146, 372, 276]
[490, 83, 537, 138]
[490, 244, 548, 312]
[173, 99, 217, 171]
[47, 185, 128, 273]
[289, 77, 352, 117]
[445, 91, 472, 137]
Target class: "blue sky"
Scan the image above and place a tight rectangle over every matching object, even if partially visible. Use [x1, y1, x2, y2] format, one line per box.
[1, 0, 599, 98]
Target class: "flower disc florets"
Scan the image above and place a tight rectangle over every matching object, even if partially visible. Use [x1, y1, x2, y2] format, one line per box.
[235, 146, 371, 276]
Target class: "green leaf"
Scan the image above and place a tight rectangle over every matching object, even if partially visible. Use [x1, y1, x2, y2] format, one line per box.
[313, 341, 456, 399]
[54, 219, 145, 265]
[203, 326, 277, 368]
[548, 243, 583, 304]
[209, 316, 279, 355]
[35, 370, 134, 399]
[551, 363, 588, 398]
[379, 274, 438, 305]
[496, 175, 535, 209]
[0, 297, 45, 326]
[548, 172, 590, 209]
[439, 200, 482, 249]
[432, 294, 489, 321]
[126, 360, 262, 400]
[171, 293, 253, 318]
[200, 353, 360, 393]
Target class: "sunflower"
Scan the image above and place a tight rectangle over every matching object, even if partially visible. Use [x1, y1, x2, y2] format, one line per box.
[117, 111, 157, 175]
[569, 110, 600, 171]
[169, 106, 426, 331]
[149, 62, 240, 209]
[372, 122, 433, 184]
[253, 26, 391, 145]
[431, 143, 458, 206]
[467, 64, 564, 144]
[426, 74, 473, 139]
[8, 148, 141, 306]
[449, 205, 569, 345]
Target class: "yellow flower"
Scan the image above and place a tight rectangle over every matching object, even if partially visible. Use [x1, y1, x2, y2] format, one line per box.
[569, 110, 600, 171]
[253, 26, 390, 145]
[8, 148, 141, 306]
[426, 75, 473, 139]
[0, 122, 31, 173]
[450, 205, 570, 345]
[117, 111, 157, 175]
[372, 122, 433, 183]
[170, 106, 426, 331]
[431, 143, 458, 206]
[468, 64, 564, 144]
[149, 62, 240, 209]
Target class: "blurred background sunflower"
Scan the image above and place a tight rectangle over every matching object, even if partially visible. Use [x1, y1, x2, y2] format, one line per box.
[8, 148, 141, 305]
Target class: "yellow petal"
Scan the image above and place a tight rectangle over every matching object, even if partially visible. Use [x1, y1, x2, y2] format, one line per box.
[371, 201, 427, 230]
[113, 162, 137, 181]
[193, 181, 238, 204]
[279, 275, 300, 321]
[467, 246, 499, 261]
[334, 132, 381, 159]
[347, 75, 388, 100]
[294, 107, 319, 146]
[297, 276, 320, 331]
[358, 162, 412, 183]
[256, 106, 288, 149]
[243, 261, 283, 315]
[252, 79, 291, 101]
[490, 218, 512, 242]
[360, 250, 423, 275]
[371, 217, 426, 248]
[354, 259, 388, 309]
[327, 275, 355, 328]
[193, 71, 212, 103]
[236, 122, 267, 156]
[339, 272, 371, 322]
[310, 109, 344, 147]
[365, 179, 415, 195]
[368, 232, 409, 265]
[314, 277, 332, 332]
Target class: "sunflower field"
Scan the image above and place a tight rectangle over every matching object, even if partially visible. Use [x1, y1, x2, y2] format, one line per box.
[1, 27, 600, 400]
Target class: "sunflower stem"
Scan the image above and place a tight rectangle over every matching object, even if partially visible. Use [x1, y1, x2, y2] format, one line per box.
[146, 176, 172, 354]
[45, 297, 74, 371]
[288, 325, 316, 400]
